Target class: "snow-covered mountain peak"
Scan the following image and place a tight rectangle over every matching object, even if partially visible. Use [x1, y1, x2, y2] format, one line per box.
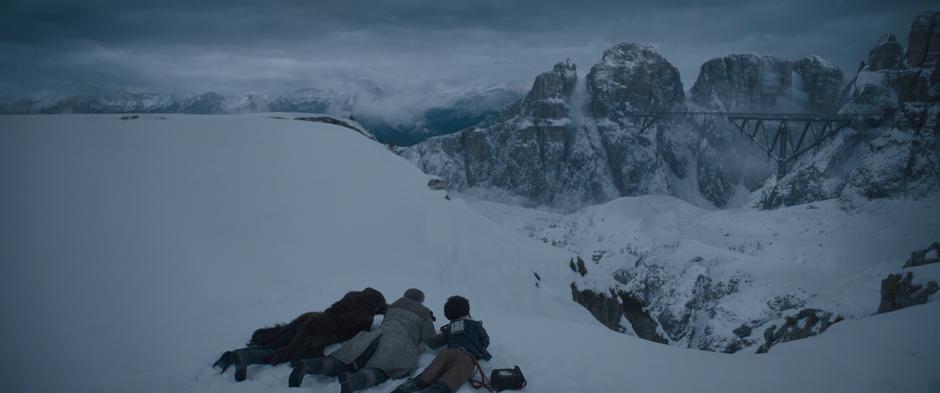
[588, 42, 685, 115]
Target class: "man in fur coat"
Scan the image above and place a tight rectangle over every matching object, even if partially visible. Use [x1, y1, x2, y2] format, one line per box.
[289, 288, 438, 392]
[212, 287, 388, 382]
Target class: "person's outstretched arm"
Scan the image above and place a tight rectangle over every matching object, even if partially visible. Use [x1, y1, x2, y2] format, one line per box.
[421, 316, 446, 349]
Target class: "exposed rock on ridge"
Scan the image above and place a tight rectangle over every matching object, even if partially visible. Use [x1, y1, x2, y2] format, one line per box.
[588, 43, 684, 117]
[690, 54, 843, 113]
[403, 43, 706, 210]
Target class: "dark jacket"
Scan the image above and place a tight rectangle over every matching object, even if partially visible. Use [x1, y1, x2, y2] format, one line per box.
[429, 318, 491, 361]
[248, 287, 387, 365]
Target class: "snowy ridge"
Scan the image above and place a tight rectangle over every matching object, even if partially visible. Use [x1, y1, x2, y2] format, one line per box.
[2, 114, 939, 393]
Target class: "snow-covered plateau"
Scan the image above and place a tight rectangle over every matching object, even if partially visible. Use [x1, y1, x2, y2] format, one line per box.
[1, 114, 938, 393]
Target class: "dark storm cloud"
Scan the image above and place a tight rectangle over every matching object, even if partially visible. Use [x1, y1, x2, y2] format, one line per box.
[0, 0, 934, 99]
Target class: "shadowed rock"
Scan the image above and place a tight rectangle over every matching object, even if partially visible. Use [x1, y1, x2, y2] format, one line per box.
[877, 272, 939, 314]
[756, 309, 842, 353]
[904, 241, 940, 268]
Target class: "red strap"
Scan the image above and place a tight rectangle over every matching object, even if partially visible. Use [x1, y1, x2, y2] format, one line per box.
[468, 358, 494, 392]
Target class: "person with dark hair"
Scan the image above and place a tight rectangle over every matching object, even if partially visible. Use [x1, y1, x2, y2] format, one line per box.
[212, 287, 388, 382]
[289, 288, 439, 393]
[391, 295, 491, 393]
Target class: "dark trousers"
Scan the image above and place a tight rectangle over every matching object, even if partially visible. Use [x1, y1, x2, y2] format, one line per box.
[418, 349, 476, 392]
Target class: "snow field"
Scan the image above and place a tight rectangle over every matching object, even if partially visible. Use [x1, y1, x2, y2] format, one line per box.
[1, 114, 937, 393]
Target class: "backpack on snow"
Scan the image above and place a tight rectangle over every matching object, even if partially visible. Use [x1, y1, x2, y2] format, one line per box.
[489, 366, 527, 391]
[470, 362, 527, 392]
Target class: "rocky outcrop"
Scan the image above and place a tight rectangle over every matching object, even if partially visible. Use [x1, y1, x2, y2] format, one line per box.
[570, 284, 625, 332]
[521, 61, 577, 119]
[404, 43, 710, 210]
[767, 13, 940, 210]
[609, 259, 762, 353]
[403, 42, 868, 211]
[868, 35, 906, 71]
[587, 43, 684, 117]
[570, 282, 668, 344]
[756, 309, 843, 353]
[842, 13, 940, 110]
[838, 24, 940, 207]
[294, 115, 375, 140]
[427, 178, 445, 190]
[690, 54, 842, 113]
[569, 254, 845, 353]
[404, 13, 937, 212]
[755, 166, 832, 209]
[794, 56, 846, 114]
[907, 12, 940, 68]
[877, 272, 939, 313]
[904, 241, 940, 267]
[839, 129, 939, 207]
[404, 46, 851, 211]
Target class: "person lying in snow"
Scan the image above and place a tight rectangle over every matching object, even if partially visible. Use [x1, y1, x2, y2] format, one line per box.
[289, 288, 439, 392]
[212, 287, 388, 382]
[391, 295, 492, 393]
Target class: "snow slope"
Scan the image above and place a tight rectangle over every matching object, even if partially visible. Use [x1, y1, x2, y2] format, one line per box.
[1, 114, 938, 393]
[468, 194, 940, 352]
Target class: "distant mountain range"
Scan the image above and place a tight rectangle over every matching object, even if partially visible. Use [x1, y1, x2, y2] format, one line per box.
[403, 11, 940, 212]
[0, 81, 526, 146]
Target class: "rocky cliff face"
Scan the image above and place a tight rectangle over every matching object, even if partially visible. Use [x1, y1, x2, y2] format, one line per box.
[690, 54, 843, 113]
[403, 43, 728, 210]
[405, 14, 938, 213]
[403, 41, 859, 210]
[761, 12, 940, 209]
[907, 12, 940, 68]
[588, 43, 685, 116]
[687, 54, 845, 208]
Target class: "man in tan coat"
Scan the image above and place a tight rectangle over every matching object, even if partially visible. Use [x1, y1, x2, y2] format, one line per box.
[289, 288, 441, 392]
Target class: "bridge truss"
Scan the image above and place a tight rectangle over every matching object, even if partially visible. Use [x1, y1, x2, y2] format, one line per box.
[626, 111, 885, 178]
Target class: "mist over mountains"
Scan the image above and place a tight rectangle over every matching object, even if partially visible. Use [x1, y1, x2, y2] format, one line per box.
[0, 80, 526, 146]
[404, 12, 940, 213]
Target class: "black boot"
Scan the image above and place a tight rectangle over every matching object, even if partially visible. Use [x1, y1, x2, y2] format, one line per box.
[233, 349, 273, 382]
[288, 358, 326, 387]
[416, 382, 452, 393]
[212, 351, 236, 373]
[339, 369, 388, 393]
[391, 378, 430, 393]
[338, 371, 354, 393]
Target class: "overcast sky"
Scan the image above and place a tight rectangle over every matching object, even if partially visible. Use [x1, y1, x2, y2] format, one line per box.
[0, 0, 934, 97]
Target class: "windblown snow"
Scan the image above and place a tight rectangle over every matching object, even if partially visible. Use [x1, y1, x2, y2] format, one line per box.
[1, 114, 938, 393]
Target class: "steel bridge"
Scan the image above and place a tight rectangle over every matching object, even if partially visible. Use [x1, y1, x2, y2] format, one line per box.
[625, 111, 889, 178]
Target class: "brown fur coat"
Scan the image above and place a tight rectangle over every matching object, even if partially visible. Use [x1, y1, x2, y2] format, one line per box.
[247, 287, 388, 365]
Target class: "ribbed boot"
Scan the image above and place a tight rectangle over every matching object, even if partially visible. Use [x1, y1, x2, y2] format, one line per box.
[288, 358, 326, 387]
[233, 349, 273, 382]
[211, 351, 236, 373]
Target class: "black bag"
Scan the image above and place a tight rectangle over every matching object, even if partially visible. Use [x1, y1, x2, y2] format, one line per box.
[488, 366, 526, 391]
